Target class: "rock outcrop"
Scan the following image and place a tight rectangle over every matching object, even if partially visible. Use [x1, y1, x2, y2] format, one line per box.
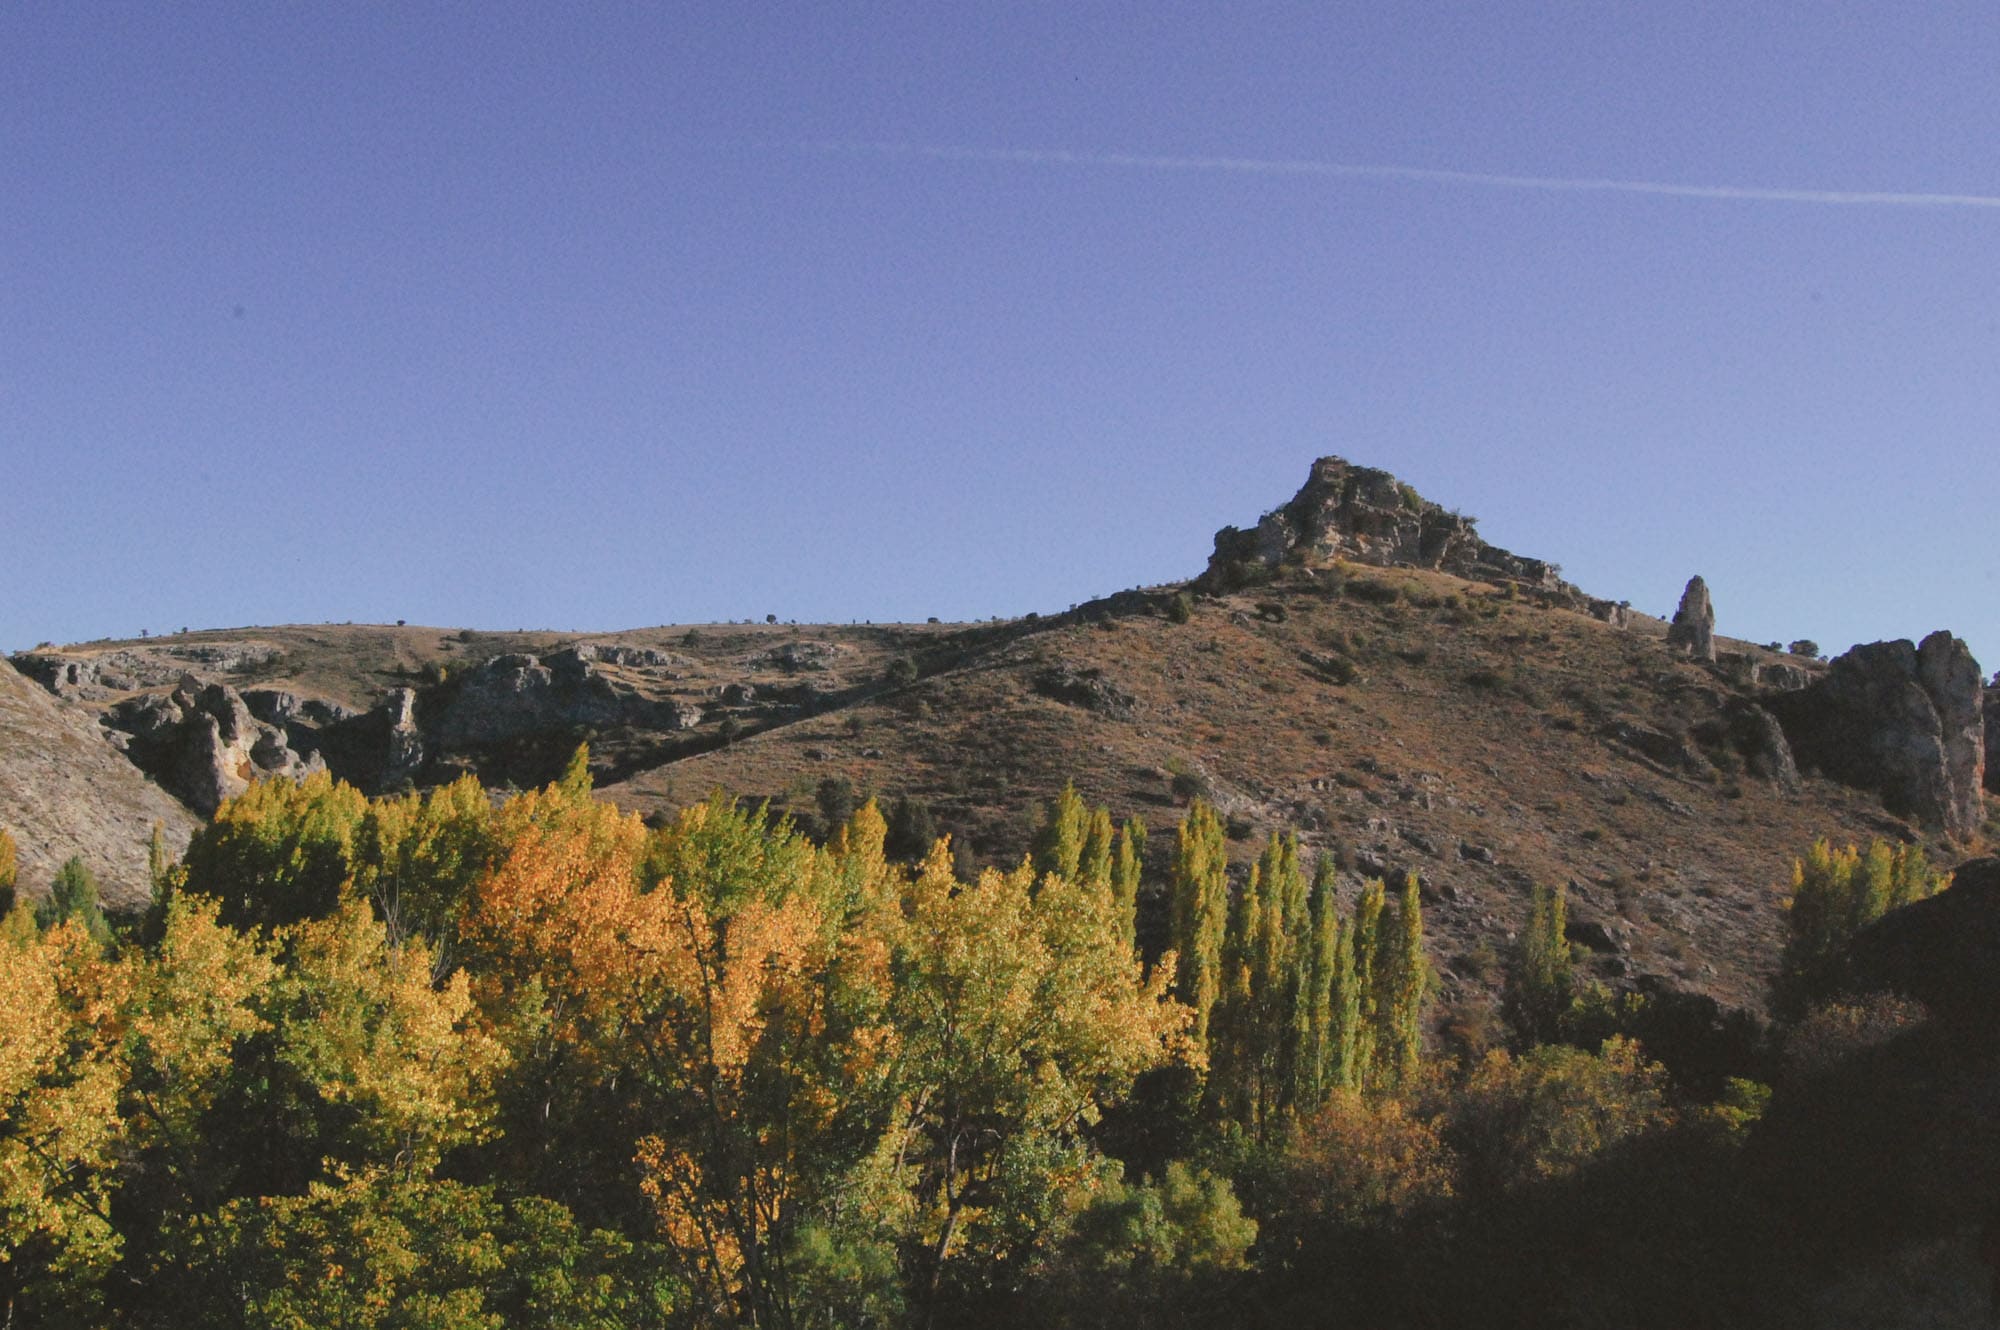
[14, 642, 283, 700]
[1665, 576, 1716, 662]
[1767, 632, 1987, 840]
[0, 660, 198, 910]
[1198, 457, 1583, 601]
[106, 677, 323, 816]
[431, 649, 702, 752]
[1728, 702, 1801, 792]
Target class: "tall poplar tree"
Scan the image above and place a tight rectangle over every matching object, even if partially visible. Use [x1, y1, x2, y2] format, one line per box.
[1033, 782, 1089, 883]
[1169, 800, 1229, 1055]
[1375, 873, 1429, 1088]
[1111, 819, 1146, 953]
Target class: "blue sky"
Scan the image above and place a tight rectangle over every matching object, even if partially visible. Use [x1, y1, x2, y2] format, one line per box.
[5, 4, 1996, 673]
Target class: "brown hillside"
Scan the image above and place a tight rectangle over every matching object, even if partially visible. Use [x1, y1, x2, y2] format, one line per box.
[0, 659, 198, 910]
[5, 460, 1983, 1019]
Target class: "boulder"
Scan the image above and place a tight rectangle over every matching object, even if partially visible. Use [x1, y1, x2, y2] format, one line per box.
[1756, 661, 1812, 692]
[1033, 664, 1137, 719]
[1729, 702, 1801, 792]
[1665, 576, 1716, 662]
[1565, 918, 1623, 954]
[1767, 633, 1986, 840]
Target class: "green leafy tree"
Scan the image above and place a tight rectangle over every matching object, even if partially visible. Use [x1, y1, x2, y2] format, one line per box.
[1078, 806, 1117, 892]
[37, 857, 110, 945]
[884, 795, 940, 864]
[181, 772, 370, 930]
[1504, 882, 1574, 1045]
[1111, 819, 1146, 953]
[1169, 800, 1229, 1056]
[1374, 873, 1430, 1088]
[1777, 838, 1945, 1018]
[1034, 781, 1090, 883]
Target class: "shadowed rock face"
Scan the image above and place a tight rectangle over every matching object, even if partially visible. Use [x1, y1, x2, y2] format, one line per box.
[0, 661, 197, 910]
[1768, 632, 1986, 840]
[1199, 456, 1581, 600]
[1986, 684, 1999, 795]
[106, 678, 324, 816]
[1844, 857, 2000, 1021]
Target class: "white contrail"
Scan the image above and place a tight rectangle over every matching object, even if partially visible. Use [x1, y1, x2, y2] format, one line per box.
[794, 139, 2000, 211]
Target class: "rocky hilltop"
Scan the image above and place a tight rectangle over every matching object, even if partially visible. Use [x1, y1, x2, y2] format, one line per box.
[4, 456, 1989, 1016]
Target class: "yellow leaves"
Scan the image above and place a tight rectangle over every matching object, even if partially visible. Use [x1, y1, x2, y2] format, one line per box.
[0, 921, 132, 1282]
[279, 900, 507, 1168]
[128, 894, 276, 1125]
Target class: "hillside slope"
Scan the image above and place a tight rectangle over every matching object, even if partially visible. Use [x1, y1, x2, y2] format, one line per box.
[6, 458, 1987, 1017]
[0, 659, 197, 909]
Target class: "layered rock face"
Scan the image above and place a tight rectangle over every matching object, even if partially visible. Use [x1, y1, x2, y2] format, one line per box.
[1665, 576, 1716, 662]
[0, 661, 198, 910]
[1767, 632, 1986, 840]
[1199, 457, 1582, 600]
[435, 648, 665, 748]
[107, 677, 325, 816]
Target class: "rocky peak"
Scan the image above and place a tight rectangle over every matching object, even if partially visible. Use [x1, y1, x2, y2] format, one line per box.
[1666, 576, 1717, 662]
[1198, 456, 1580, 600]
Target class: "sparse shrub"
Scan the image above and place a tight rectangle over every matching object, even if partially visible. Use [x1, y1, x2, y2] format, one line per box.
[1788, 639, 1820, 658]
[718, 716, 742, 745]
[1223, 815, 1253, 841]
[1465, 667, 1506, 691]
[681, 629, 700, 648]
[1164, 758, 1209, 804]
[1166, 593, 1193, 625]
[886, 657, 918, 688]
[1782, 993, 1929, 1079]
[1348, 579, 1400, 605]
[1396, 647, 1430, 665]
[1254, 601, 1287, 623]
